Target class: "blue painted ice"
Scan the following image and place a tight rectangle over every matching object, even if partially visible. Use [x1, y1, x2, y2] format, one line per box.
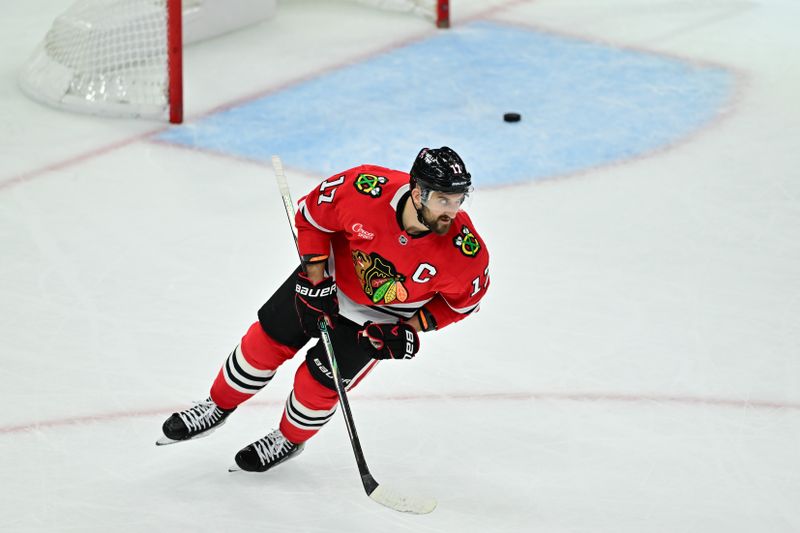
[158, 21, 733, 186]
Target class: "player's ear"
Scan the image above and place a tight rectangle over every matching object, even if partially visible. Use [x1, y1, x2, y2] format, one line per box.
[411, 185, 422, 203]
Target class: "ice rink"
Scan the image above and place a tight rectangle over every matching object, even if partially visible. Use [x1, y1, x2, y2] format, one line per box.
[1, 0, 799, 531]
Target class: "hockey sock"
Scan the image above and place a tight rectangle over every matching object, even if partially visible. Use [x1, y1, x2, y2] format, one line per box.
[210, 322, 298, 410]
[279, 364, 338, 444]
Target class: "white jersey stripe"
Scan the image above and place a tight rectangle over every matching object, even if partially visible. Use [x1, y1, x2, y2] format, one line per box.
[337, 289, 432, 325]
[441, 298, 480, 315]
[299, 199, 335, 233]
[389, 184, 410, 210]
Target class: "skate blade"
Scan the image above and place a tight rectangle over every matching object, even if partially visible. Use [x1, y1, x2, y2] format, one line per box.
[155, 436, 180, 446]
[227, 444, 305, 473]
[155, 426, 219, 446]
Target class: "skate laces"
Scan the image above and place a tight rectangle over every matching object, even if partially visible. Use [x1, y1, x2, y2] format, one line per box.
[252, 430, 293, 466]
[178, 398, 221, 432]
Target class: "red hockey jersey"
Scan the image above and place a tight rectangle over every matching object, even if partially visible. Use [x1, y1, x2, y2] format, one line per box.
[295, 165, 490, 330]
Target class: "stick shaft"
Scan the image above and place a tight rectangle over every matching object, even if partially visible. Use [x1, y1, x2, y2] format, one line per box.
[317, 319, 379, 494]
[272, 155, 300, 257]
[271, 155, 378, 495]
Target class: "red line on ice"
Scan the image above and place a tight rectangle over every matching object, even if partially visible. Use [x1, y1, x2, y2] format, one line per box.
[1, 391, 797, 435]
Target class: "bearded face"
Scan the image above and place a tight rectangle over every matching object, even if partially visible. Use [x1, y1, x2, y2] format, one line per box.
[412, 188, 467, 235]
[417, 203, 454, 235]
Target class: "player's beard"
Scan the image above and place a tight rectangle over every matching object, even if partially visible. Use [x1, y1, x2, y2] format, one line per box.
[420, 205, 453, 235]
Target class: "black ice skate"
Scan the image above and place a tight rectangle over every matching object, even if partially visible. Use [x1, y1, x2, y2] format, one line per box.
[156, 397, 235, 446]
[230, 429, 305, 472]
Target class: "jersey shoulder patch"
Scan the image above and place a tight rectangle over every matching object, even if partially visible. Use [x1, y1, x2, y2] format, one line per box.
[348, 166, 408, 202]
[452, 224, 482, 257]
[450, 212, 487, 260]
[352, 171, 389, 198]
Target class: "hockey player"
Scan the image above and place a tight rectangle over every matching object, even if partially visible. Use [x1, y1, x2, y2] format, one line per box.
[158, 146, 490, 473]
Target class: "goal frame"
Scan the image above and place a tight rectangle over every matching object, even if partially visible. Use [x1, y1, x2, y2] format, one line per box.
[21, 0, 449, 124]
[167, 0, 182, 123]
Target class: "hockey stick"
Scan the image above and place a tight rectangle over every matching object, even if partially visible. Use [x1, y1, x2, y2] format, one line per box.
[271, 155, 437, 515]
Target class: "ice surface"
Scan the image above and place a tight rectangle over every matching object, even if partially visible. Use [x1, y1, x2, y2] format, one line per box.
[1, 1, 798, 532]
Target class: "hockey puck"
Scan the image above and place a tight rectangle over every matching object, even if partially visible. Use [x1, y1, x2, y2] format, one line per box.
[503, 112, 521, 123]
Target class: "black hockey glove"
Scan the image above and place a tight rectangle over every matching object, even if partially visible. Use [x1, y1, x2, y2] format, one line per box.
[294, 272, 338, 337]
[358, 322, 420, 360]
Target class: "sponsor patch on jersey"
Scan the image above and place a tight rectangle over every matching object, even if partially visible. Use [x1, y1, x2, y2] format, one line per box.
[453, 225, 481, 257]
[353, 173, 388, 197]
[351, 223, 375, 240]
[352, 250, 408, 304]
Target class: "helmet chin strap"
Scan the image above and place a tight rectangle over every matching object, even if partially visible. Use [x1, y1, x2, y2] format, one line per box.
[410, 193, 433, 231]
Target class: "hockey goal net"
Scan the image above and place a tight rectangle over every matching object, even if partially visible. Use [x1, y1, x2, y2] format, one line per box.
[19, 0, 450, 124]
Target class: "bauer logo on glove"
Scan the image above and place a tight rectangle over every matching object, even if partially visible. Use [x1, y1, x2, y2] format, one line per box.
[358, 322, 420, 360]
[295, 283, 337, 298]
[294, 272, 339, 337]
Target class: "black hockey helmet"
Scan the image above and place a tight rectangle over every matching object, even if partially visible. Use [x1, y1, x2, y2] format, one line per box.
[409, 146, 472, 194]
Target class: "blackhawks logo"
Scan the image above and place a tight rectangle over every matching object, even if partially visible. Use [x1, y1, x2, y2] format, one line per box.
[454, 226, 481, 257]
[353, 173, 388, 197]
[352, 250, 408, 304]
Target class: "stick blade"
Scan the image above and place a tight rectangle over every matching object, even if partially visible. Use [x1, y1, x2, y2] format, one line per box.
[368, 484, 437, 514]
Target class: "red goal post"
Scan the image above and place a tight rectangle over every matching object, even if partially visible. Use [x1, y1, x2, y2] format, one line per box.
[19, 0, 449, 124]
[353, 0, 450, 28]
